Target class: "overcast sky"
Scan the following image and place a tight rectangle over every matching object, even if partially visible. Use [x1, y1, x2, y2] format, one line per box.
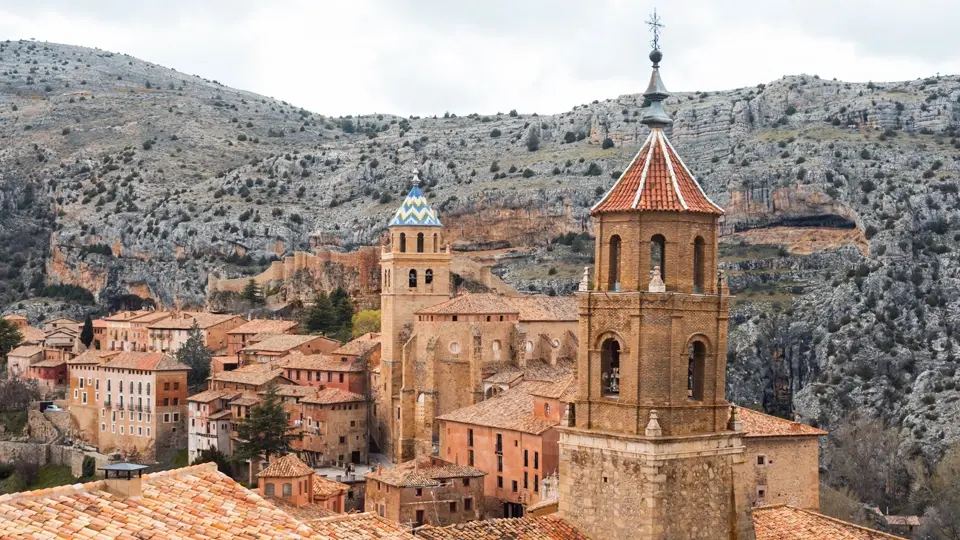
[1, 0, 958, 117]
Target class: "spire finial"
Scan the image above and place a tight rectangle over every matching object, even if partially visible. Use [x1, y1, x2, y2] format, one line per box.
[412, 168, 421, 187]
[640, 9, 672, 129]
[646, 9, 664, 52]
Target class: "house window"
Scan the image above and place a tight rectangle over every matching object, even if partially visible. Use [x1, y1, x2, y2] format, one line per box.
[534, 475, 539, 492]
[339, 436, 346, 444]
[449, 501, 457, 512]
[399, 233, 406, 253]
[465, 498, 473, 511]
[416, 488, 423, 497]
[173, 413, 180, 422]
[497, 455, 503, 472]
[524, 471, 529, 489]
[174, 382, 179, 390]
[339, 373, 344, 383]
[74, 389, 78, 399]
[433, 233, 438, 252]
[146, 383, 150, 395]
[512, 480, 518, 493]
[601, 338, 621, 397]
[463, 478, 470, 487]
[409, 269, 417, 287]
[688, 341, 706, 401]
[545, 403, 551, 416]
[449, 342, 461, 355]
[146, 427, 151, 437]
[757, 455, 766, 466]
[415, 510, 424, 525]
[467, 429, 473, 447]
[119, 426, 124, 434]
[265, 483, 275, 497]
[608, 234, 621, 291]
[164, 382, 170, 391]
[82, 392, 87, 404]
[468, 450, 474, 466]
[425, 269, 433, 284]
[282, 483, 292, 497]
[101, 423, 106, 432]
[757, 486, 766, 501]
[138, 382, 142, 394]
[693, 236, 706, 293]
[416, 232, 424, 253]
[534, 452, 539, 470]
[79, 378, 85, 389]
[163, 413, 170, 423]
[524, 450, 528, 467]
[497, 476, 503, 489]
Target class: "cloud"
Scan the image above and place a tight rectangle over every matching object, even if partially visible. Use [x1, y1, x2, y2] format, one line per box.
[0, 0, 956, 116]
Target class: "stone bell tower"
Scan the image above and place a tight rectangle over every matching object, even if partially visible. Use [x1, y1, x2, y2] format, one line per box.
[557, 36, 755, 540]
[378, 170, 452, 462]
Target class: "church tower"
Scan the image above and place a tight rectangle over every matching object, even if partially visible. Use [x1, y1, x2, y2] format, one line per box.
[378, 171, 452, 462]
[557, 36, 755, 540]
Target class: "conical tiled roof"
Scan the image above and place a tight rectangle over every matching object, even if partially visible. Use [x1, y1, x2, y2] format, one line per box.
[591, 129, 723, 215]
[591, 46, 723, 216]
[388, 185, 442, 227]
[257, 453, 314, 478]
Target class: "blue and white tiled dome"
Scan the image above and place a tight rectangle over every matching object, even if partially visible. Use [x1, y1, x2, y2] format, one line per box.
[388, 173, 443, 227]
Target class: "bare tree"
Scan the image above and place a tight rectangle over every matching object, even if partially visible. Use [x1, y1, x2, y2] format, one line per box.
[917, 445, 960, 540]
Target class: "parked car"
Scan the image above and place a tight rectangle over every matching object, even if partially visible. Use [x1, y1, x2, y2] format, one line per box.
[45, 404, 63, 412]
[61, 439, 74, 447]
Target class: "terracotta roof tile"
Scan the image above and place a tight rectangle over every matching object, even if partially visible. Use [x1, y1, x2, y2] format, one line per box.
[301, 388, 366, 405]
[365, 456, 485, 487]
[211, 365, 291, 387]
[737, 407, 827, 438]
[0, 462, 323, 539]
[258, 453, 315, 478]
[273, 498, 342, 521]
[417, 515, 589, 539]
[19, 326, 46, 344]
[67, 350, 121, 365]
[753, 505, 906, 539]
[266, 384, 322, 398]
[313, 475, 350, 499]
[528, 375, 577, 401]
[243, 334, 337, 353]
[331, 335, 381, 357]
[437, 381, 559, 435]
[306, 512, 415, 539]
[7, 345, 44, 358]
[103, 351, 189, 371]
[228, 318, 299, 335]
[187, 389, 242, 403]
[148, 312, 240, 330]
[592, 128, 723, 215]
[281, 353, 364, 372]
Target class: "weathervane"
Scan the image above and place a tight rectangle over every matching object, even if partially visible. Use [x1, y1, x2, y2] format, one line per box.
[646, 9, 664, 51]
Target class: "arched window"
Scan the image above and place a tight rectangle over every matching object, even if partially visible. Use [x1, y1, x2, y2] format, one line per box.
[433, 233, 438, 252]
[425, 269, 433, 284]
[608, 235, 621, 291]
[417, 233, 424, 253]
[107, 380, 111, 391]
[409, 269, 417, 288]
[146, 383, 151, 396]
[651, 234, 666, 281]
[129, 381, 133, 394]
[399, 233, 407, 253]
[688, 341, 706, 401]
[282, 483, 292, 497]
[138, 382, 142, 394]
[600, 339, 621, 397]
[265, 483, 275, 496]
[693, 236, 705, 293]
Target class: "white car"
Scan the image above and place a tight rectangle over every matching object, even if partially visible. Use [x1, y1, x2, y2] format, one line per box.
[45, 405, 63, 412]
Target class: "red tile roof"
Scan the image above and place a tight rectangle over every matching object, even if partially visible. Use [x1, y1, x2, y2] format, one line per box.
[301, 388, 366, 405]
[737, 407, 827, 438]
[365, 456, 485, 487]
[417, 294, 577, 321]
[417, 515, 589, 539]
[306, 512, 415, 539]
[313, 475, 350, 499]
[592, 128, 723, 215]
[280, 353, 365, 372]
[436, 381, 560, 435]
[331, 336, 381, 357]
[753, 505, 906, 539]
[258, 453, 315, 478]
[228, 318, 299, 335]
[103, 351, 189, 371]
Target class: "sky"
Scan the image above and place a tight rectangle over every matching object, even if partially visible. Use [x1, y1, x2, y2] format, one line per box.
[0, 0, 958, 117]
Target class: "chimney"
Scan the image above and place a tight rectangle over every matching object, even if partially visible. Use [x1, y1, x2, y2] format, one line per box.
[100, 463, 148, 498]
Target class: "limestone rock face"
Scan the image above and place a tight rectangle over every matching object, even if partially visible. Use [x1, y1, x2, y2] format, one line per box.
[1, 41, 959, 459]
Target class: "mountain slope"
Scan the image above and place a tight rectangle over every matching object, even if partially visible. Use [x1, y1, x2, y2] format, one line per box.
[2, 40, 960, 461]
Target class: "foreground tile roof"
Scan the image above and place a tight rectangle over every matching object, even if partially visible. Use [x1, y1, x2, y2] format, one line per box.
[737, 407, 828, 438]
[313, 475, 350, 499]
[212, 365, 291, 387]
[306, 512, 415, 539]
[365, 456, 485, 488]
[0, 462, 321, 539]
[437, 381, 560, 435]
[417, 294, 577, 321]
[592, 128, 724, 215]
[301, 387, 366, 405]
[417, 515, 589, 540]
[228, 318, 299, 335]
[528, 375, 577, 401]
[484, 358, 576, 385]
[753, 505, 906, 540]
[258, 453, 315, 478]
[187, 389, 242, 403]
[67, 350, 121, 365]
[103, 351, 189, 371]
[331, 335, 381, 357]
[280, 353, 365, 372]
[243, 334, 335, 353]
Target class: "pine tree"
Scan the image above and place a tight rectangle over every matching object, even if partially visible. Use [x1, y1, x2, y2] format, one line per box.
[80, 315, 94, 349]
[330, 287, 354, 340]
[0, 318, 23, 358]
[241, 279, 262, 304]
[303, 291, 335, 335]
[231, 386, 299, 465]
[175, 321, 213, 388]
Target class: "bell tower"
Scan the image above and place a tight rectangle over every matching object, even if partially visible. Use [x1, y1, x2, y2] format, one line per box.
[557, 26, 755, 540]
[378, 171, 452, 462]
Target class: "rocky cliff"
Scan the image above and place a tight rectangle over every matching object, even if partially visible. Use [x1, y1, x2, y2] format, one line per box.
[2, 40, 960, 460]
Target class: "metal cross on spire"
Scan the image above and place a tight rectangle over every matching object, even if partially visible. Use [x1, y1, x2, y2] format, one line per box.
[646, 9, 664, 50]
